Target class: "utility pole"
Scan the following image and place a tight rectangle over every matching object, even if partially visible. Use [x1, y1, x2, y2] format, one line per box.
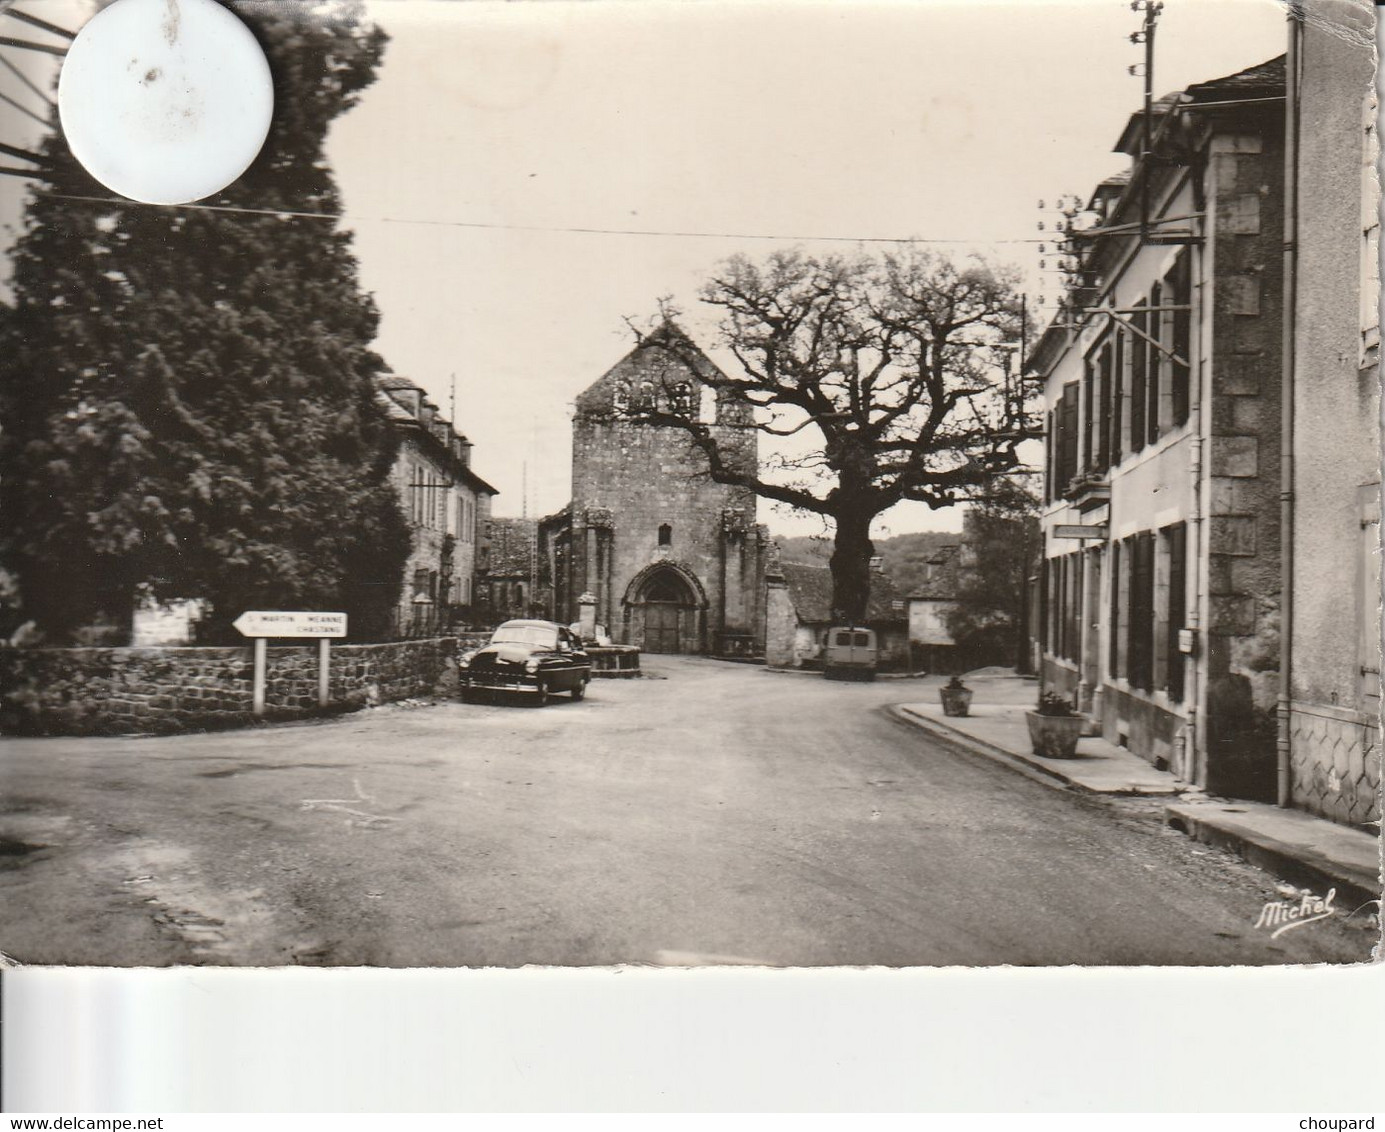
[1130, 1, 1164, 243]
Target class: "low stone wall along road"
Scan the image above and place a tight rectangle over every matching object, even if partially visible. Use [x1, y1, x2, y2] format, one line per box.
[0, 657, 1375, 967]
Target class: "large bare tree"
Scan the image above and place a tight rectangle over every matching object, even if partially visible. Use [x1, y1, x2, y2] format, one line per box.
[612, 246, 1036, 623]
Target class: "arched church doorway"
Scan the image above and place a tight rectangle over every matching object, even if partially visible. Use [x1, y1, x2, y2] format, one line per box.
[634, 566, 697, 654]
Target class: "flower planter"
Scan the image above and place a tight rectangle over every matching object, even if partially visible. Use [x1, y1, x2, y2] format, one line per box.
[1025, 711, 1085, 759]
[939, 686, 973, 717]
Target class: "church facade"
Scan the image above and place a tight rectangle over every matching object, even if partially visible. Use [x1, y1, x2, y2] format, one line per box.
[538, 326, 773, 656]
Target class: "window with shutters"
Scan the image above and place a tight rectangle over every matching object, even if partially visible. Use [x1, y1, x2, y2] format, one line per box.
[1128, 531, 1156, 692]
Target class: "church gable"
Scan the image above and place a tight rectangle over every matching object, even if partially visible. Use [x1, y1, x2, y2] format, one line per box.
[573, 322, 724, 421]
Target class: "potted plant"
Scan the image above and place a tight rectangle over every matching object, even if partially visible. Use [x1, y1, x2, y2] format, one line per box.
[939, 675, 974, 717]
[1025, 691, 1085, 759]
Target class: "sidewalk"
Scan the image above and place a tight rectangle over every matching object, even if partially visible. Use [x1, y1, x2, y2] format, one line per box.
[895, 688, 1382, 908]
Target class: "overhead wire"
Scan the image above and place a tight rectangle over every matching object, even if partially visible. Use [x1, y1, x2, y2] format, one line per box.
[37, 190, 1048, 246]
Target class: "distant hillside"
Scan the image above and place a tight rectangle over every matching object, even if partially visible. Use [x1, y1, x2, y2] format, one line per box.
[776, 531, 962, 597]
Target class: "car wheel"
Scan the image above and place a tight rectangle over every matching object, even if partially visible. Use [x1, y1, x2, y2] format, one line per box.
[571, 678, 587, 701]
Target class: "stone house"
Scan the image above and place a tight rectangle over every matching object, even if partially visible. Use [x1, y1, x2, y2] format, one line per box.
[907, 541, 961, 673]
[1281, 4, 1380, 829]
[538, 324, 772, 656]
[477, 517, 541, 624]
[1031, 57, 1287, 799]
[775, 561, 909, 669]
[376, 377, 497, 637]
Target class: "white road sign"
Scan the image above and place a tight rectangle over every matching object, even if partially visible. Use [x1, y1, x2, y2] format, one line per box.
[232, 611, 347, 638]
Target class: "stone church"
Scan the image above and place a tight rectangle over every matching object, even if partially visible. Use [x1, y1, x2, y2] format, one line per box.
[538, 324, 774, 656]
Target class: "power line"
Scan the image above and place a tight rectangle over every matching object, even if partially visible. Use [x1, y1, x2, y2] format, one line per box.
[39, 190, 1047, 245]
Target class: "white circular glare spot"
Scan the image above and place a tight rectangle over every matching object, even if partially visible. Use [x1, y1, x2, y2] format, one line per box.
[58, 0, 274, 205]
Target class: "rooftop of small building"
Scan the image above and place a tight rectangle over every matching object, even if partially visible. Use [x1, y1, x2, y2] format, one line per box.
[1184, 53, 1285, 102]
[374, 375, 498, 495]
[780, 562, 906, 625]
[485, 517, 539, 577]
[1029, 53, 1286, 380]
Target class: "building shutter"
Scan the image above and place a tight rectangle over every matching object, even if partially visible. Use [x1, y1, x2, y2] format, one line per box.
[1146, 281, 1163, 446]
[1129, 531, 1156, 692]
[1060, 385, 1079, 492]
[1165, 522, 1187, 702]
[1168, 254, 1191, 426]
[1109, 540, 1123, 678]
[1097, 341, 1113, 469]
[1130, 303, 1147, 453]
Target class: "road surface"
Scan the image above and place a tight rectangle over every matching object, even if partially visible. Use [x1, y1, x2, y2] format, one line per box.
[0, 657, 1376, 966]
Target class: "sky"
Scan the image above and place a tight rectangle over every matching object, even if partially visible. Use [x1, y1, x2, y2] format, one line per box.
[0, 0, 1291, 537]
[327, 0, 1287, 536]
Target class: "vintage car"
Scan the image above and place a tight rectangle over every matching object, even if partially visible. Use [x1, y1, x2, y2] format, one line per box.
[458, 619, 592, 705]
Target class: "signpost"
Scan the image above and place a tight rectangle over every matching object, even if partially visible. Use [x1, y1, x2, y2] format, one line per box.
[1053, 524, 1109, 541]
[232, 611, 347, 716]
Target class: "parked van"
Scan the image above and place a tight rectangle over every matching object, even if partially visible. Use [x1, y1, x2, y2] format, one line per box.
[823, 626, 878, 681]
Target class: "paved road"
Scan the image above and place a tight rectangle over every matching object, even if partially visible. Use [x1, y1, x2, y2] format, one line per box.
[1, 657, 1376, 966]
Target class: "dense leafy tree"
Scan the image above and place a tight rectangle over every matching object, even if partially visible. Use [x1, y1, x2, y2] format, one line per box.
[614, 247, 1034, 623]
[943, 477, 1042, 671]
[0, 1, 410, 643]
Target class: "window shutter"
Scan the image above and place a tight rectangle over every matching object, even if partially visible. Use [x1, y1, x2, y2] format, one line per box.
[1165, 523, 1187, 702]
[1130, 303, 1147, 453]
[1147, 281, 1163, 446]
[1168, 254, 1191, 425]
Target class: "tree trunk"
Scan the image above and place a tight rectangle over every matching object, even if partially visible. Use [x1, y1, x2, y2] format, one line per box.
[829, 506, 875, 625]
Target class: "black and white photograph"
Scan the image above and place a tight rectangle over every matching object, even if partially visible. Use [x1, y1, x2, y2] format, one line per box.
[0, 0, 1380, 985]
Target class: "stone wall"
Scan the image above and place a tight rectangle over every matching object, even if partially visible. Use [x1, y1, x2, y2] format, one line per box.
[1200, 116, 1286, 801]
[763, 578, 798, 667]
[0, 637, 458, 737]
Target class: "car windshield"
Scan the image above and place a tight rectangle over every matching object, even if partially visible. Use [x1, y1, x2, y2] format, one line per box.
[489, 625, 558, 649]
